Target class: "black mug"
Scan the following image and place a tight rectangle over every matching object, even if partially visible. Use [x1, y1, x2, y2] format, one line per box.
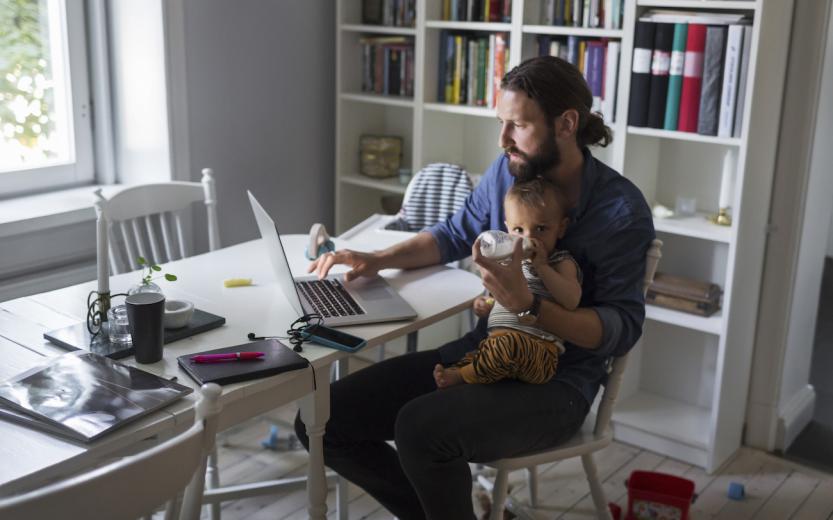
[126, 292, 166, 364]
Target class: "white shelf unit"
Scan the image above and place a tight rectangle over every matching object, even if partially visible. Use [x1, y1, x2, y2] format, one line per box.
[335, 0, 793, 472]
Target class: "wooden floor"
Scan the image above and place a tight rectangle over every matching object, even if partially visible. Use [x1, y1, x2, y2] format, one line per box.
[198, 352, 833, 520]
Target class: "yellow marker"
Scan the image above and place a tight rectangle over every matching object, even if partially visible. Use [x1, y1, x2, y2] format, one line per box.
[223, 278, 252, 288]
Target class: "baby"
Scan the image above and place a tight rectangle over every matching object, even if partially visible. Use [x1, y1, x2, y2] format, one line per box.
[434, 178, 582, 388]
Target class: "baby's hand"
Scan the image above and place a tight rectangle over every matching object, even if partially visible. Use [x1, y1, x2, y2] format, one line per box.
[529, 238, 549, 268]
[473, 295, 494, 317]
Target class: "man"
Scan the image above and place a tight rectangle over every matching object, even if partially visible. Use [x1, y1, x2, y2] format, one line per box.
[295, 56, 655, 519]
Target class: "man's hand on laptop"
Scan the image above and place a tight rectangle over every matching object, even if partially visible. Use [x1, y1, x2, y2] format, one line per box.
[309, 249, 382, 282]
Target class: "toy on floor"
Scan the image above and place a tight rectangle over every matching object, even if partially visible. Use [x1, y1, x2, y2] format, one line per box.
[260, 424, 300, 451]
[305, 223, 335, 260]
[727, 481, 745, 500]
[624, 470, 696, 520]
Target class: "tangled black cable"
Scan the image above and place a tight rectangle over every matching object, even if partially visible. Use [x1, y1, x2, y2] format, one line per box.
[246, 313, 323, 353]
[246, 313, 322, 390]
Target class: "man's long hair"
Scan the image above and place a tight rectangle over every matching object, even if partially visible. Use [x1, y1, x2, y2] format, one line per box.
[501, 56, 612, 148]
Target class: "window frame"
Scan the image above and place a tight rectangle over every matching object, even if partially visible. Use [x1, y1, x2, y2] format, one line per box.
[0, 0, 94, 198]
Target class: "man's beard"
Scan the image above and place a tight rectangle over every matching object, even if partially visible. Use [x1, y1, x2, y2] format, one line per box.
[505, 132, 560, 183]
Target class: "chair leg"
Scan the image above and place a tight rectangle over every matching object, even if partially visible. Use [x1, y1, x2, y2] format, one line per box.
[525, 466, 538, 507]
[206, 446, 221, 520]
[336, 476, 350, 520]
[490, 469, 510, 520]
[181, 458, 209, 520]
[581, 454, 612, 520]
[164, 491, 183, 520]
[406, 331, 418, 354]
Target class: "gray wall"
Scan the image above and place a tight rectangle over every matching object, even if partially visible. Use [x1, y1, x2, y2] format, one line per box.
[182, 1, 335, 250]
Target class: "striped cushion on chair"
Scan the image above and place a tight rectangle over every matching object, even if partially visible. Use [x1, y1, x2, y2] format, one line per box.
[385, 163, 473, 232]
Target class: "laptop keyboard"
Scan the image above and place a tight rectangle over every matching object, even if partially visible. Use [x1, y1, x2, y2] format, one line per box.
[296, 279, 365, 318]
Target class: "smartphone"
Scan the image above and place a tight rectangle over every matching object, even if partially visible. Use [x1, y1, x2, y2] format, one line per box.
[301, 324, 367, 353]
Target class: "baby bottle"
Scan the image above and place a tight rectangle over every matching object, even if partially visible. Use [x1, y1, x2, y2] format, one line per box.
[477, 231, 533, 261]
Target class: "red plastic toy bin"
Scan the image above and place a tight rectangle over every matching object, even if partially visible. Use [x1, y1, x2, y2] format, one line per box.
[624, 470, 696, 520]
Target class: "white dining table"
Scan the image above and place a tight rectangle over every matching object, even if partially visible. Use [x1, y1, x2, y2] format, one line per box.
[0, 233, 483, 518]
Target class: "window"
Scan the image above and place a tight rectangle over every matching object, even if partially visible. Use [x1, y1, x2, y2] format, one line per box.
[0, 0, 93, 197]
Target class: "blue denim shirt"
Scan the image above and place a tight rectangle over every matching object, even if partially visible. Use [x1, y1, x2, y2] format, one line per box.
[428, 148, 655, 404]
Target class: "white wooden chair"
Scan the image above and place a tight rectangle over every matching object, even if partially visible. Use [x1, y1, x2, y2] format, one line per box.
[95, 168, 221, 275]
[93, 169, 223, 519]
[0, 383, 222, 520]
[481, 238, 663, 520]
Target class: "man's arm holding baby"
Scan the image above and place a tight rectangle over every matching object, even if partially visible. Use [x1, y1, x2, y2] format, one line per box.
[476, 226, 651, 356]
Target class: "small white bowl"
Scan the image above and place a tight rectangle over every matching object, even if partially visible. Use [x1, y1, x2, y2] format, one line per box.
[164, 300, 194, 329]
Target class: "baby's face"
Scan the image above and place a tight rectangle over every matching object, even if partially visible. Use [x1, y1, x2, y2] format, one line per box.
[504, 195, 565, 254]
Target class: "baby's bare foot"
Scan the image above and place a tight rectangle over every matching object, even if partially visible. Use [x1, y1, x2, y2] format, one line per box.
[434, 364, 464, 388]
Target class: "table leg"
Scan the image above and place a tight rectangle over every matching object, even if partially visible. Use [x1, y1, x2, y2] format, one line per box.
[299, 363, 331, 520]
[406, 330, 418, 353]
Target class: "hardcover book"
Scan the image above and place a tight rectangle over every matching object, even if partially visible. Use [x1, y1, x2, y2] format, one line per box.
[627, 20, 656, 127]
[646, 23, 675, 128]
[0, 351, 192, 443]
[177, 339, 309, 386]
[718, 24, 746, 137]
[732, 25, 753, 138]
[697, 25, 727, 136]
[677, 23, 707, 132]
[663, 23, 688, 130]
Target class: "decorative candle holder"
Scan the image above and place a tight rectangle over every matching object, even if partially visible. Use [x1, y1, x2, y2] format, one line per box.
[709, 208, 732, 227]
[86, 290, 111, 335]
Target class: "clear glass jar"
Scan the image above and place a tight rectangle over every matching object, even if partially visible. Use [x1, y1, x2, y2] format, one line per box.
[127, 281, 163, 296]
[107, 304, 132, 345]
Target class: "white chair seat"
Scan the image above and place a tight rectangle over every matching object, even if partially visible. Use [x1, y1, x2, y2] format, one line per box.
[489, 423, 612, 472]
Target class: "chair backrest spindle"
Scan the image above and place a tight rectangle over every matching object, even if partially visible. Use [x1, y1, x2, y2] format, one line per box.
[593, 238, 663, 437]
[144, 215, 161, 264]
[159, 212, 175, 263]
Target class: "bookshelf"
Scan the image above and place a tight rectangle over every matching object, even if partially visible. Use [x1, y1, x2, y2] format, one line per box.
[335, 0, 793, 472]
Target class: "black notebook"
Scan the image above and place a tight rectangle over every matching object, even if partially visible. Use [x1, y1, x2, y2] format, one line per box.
[0, 351, 192, 443]
[44, 308, 226, 360]
[177, 339, 309, 386]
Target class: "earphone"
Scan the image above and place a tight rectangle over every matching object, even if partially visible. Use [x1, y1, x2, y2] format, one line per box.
[247, 332, 278, 341]
[247, 313, 322, 353]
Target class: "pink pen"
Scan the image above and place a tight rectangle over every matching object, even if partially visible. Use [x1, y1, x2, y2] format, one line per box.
[190, 352, 265, 363]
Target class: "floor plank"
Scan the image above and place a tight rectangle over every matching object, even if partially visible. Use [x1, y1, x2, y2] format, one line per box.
[755, 470, 820, 520]
[201, 404, 833, 520]
[790, 478, 833, 520]
[713, 459, 792, 519]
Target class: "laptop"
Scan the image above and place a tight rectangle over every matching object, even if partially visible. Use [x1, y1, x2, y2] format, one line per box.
[248, 191, 417, 327]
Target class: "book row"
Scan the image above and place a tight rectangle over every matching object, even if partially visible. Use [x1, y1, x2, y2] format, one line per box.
[436, 31, 509, 108]
[359, 37, 415, 97]
[627, 11, 753, 137]
[441, 0, 513, 23]
[540, 0, 625, 30]
[362, 0, 417, 28]
[537, 36, 620, 123]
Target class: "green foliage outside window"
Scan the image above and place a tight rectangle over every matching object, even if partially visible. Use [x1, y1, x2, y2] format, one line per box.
[0, 0, 56, 158]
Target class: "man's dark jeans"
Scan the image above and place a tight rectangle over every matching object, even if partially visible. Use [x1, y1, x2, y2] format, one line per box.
[294, 327, 589, 520]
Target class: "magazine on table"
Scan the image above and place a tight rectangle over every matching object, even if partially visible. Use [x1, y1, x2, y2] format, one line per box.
[0, 351, 192, 443]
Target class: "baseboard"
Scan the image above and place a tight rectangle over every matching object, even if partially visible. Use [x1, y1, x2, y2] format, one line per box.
[777, 384, 816, 450]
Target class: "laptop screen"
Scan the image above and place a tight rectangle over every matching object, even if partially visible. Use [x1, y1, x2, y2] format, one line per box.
[247, 191, 307, 318]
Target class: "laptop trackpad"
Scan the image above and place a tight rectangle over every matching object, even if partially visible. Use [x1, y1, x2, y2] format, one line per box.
[343, 275, 394, 301]
[359, 286, 393, 300]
